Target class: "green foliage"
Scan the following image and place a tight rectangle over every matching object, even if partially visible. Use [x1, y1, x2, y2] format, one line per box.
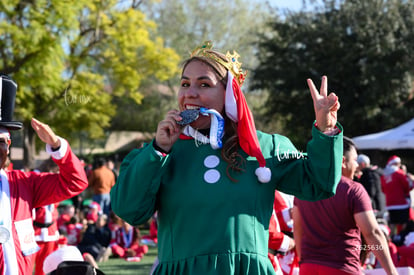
[108, 0, 276, 133]
[0, 0, 180, 144]
[140, 0, 273, 89]
[253, 0, 414, 148]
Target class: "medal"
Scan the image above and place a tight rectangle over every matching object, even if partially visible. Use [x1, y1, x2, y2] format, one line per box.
[177, 109, 200, 125]
[0, 226, 10, 243]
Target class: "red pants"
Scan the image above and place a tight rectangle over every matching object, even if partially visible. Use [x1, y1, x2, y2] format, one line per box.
[33, 241, 59, 275]
[300, 263, 361, 275]
[398, 244, 414, 268]
[111, 244, 149, 258]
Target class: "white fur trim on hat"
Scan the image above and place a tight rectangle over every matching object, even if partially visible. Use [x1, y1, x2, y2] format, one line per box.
[225, 71, 238, 122]
[43, 246, 84, 274]
[387, 155, 401, 166]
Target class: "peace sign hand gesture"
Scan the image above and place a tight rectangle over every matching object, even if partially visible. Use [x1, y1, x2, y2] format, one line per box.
[307, 75, 340, 132]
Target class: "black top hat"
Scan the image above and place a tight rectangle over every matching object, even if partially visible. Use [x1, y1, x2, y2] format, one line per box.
[50, 261, 106, 275]
[0, 74, 23, 130]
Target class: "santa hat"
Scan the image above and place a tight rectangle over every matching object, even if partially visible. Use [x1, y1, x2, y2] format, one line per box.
[225, 71, 271, 183]
[386, 155, 401, 166]
[89, 201, 102, 213]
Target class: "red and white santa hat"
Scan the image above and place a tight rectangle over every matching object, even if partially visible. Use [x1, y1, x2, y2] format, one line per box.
[386, 155, 401, 167]
[225, 71, 271, 183]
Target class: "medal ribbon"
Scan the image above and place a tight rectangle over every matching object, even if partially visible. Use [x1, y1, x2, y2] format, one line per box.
[122, 227, 133, 248]
[182, 108, 225, 150]
[199, 107, 225, 149]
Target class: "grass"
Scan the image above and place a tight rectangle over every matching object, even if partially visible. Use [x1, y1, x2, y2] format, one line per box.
[98, 228, 158, 275]
[98, 245, 158, 275]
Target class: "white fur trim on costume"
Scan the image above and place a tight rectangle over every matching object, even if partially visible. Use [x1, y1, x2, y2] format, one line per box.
[46, 137, 68, 160]
[404, 232, 414, 247]
[225, 71, 238, 122]
[279, 235, 292, 253]
[255, 167, 271, 183]
[0, 169, 19, 274]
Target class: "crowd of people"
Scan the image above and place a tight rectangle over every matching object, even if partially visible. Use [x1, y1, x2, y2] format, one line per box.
[1, 40, 414, 275]
[33, 158, 152, 274]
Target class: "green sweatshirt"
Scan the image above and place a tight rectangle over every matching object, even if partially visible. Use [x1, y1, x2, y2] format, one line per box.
[110, 124, 343, 274]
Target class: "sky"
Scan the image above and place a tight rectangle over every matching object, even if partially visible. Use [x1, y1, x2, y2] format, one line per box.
[271, 0, 304, 11]
[266, 0, 323, 14]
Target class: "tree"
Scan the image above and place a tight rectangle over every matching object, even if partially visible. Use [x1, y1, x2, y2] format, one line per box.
[0, 0, 180, 168]
[108, 0, 277, 134]
[140, 0, 273, 87]
[253, 0, 414, 148]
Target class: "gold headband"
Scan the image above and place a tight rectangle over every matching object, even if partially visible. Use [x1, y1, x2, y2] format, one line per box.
[190, 41, 247, 86]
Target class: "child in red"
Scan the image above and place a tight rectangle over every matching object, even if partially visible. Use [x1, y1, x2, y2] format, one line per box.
[109, 220, 148, 261]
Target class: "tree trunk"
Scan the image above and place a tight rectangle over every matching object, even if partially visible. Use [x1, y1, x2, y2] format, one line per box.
[23, 124, 36, 171]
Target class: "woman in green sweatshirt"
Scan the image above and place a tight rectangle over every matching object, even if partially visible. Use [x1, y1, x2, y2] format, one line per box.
[110, 41, 343, 274]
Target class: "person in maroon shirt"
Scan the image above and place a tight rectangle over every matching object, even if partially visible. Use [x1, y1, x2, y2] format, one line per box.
[293, 137, 397, 275]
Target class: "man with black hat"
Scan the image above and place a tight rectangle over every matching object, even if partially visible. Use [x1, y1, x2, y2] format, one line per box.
[0, 74, 88, 275]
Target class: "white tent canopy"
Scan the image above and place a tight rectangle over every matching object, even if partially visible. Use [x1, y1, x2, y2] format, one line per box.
[352, 118, 414, 150]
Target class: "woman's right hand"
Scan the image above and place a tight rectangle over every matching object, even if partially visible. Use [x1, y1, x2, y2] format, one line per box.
[154, 110, 183, 152]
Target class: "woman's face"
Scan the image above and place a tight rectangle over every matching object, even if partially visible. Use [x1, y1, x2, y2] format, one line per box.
[178, 60, 225, 130]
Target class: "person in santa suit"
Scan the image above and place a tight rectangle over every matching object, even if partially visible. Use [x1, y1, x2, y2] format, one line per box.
[109, 219, 148, 261]
[381, 155, 414, 235]
[0, 74, 88, 275]
[32, 202, 60, 275]
[32, 159, 62, 275]
[268, 190, 298, 275]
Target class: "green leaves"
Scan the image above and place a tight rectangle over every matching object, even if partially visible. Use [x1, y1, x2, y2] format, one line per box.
[1, 0, 180, 141]
[253, 0, 414, 148]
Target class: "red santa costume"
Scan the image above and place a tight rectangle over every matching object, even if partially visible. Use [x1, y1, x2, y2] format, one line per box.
[32, 203, 60, 275]
[268, 191, 299, 275]
[109, 222, 148, 260]
[0, 72, 88, 275]
[0, 138, 88, 275]
[381, 155, 413, 231]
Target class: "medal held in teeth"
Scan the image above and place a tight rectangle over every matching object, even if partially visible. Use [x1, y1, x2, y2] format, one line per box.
[177, 109, 200, 125]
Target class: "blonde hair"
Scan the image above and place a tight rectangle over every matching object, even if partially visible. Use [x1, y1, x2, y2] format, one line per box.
[182, 50, 245, 182]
